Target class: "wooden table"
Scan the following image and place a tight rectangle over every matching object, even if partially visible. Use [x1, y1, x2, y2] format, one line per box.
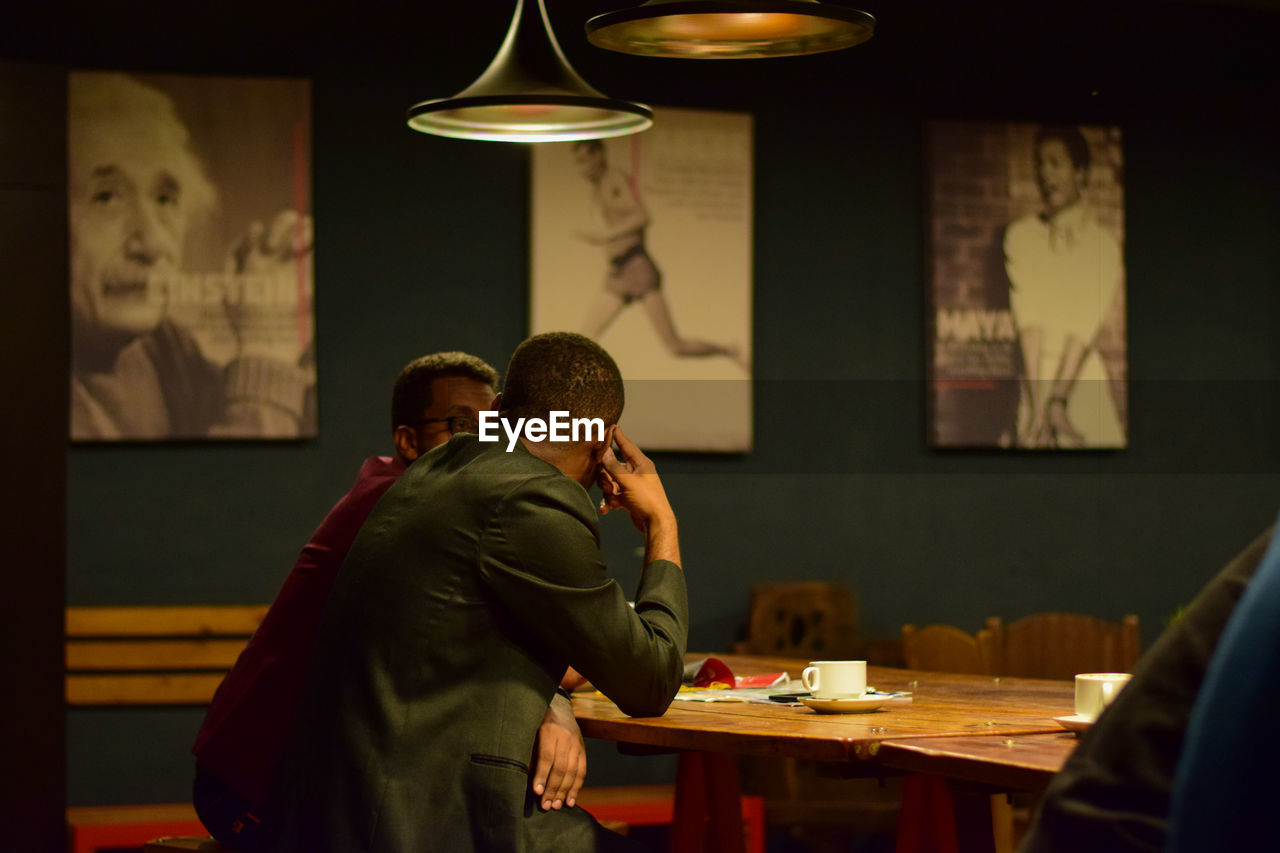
[572, 654, 1079, 852]
[876, 732, 1077, 792]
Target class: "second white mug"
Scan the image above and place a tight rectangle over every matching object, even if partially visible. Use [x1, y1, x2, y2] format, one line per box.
[1074, 672, 1131, 720]
[801, 660, 867, 699]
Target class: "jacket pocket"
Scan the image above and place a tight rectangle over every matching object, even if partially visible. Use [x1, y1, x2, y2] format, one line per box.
[465, 753, 531, 851]
[469, 753, 529, 774]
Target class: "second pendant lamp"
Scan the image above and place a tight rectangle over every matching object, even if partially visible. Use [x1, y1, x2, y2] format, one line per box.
[586, 0, 876, 59]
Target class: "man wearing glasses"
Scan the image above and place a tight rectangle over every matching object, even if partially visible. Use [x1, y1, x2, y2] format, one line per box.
[193, 351, 589, 850]
[389, 352, 500, 460]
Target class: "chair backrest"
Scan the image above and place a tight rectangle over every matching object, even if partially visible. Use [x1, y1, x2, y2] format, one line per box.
[989, 612, 1140, 680]
[735, 582, 859, 659]
[66, 605, 267, 706]
[900, 623, 999, 675]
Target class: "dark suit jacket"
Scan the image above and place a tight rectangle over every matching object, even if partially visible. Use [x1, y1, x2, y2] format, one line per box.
[1167, 515, 1280, 851]
[272, 435, 689, 852]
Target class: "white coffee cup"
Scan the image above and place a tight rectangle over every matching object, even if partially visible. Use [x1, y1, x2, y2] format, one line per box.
[1074, 672, 1131, 720]
[801, 660, 867, 699]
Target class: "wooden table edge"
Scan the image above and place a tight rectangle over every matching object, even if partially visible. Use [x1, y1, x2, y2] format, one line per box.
[874, 734, 1076, 791]
[578, 716, 1069, 765]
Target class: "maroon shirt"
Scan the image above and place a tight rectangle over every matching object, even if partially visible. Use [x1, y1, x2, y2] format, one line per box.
[192, 455, 406, 807]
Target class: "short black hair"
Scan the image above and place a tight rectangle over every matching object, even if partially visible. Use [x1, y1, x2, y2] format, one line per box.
[572, 139, 604, 155]
[501, 332, 624, 432]
[390, 352, 499, 432]
[1035, 125, 1091, 172]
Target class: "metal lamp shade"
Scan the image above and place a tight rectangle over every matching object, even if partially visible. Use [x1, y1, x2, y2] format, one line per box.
[408, 0, 652, 142]
[586, 0, 875, 59]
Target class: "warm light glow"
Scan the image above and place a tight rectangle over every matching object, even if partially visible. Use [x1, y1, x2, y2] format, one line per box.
[407, 101, 653, 143]
[503, 104, 559, 117]
[586, 1, 875, 59]
[660, 12, 823, 40]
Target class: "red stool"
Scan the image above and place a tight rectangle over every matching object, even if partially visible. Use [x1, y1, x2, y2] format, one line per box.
[67, 804, 208, 853]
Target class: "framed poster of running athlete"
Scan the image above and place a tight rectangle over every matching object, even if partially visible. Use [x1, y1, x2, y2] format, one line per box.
[530, 107, 753, 452]
[927, 119, 1127, 449]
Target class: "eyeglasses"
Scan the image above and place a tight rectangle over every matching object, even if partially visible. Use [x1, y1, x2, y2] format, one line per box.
[417, 415, 479, 435]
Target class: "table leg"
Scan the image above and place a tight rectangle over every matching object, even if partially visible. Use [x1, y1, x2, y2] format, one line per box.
[895, 774, 958, 853]
[950, 784, 997, 853]
[895, 774, 999, 853]
[671, 751, 746, 853]
[671, 752, 708, 853]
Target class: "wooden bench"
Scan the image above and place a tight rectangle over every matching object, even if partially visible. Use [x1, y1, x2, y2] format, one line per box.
[66, 605, 268, 707]
[66, 605, 267, 853]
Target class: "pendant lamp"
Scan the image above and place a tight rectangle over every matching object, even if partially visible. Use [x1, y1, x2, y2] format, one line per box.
[586, 0, 875, 59]
[407, 0, 652, 142]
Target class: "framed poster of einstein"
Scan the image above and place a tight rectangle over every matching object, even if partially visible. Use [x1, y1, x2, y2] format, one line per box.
[68, 71, 315, 441]
[927, 119, 1127, 449]
[530, 107, 753, 452]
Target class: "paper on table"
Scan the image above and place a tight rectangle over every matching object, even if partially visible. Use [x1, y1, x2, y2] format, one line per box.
[674, 674, 794, 703]
[673, 681, 914, 706]
[867, 687, 914, 703]
[674, 685, 793, 703]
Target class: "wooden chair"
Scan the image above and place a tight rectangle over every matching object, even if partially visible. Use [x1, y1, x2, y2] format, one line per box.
[901, 623, 999, 675]
[733, 582, 898, 850]
[975, 612, 1140, 850]
[732, 581, 860, 659]
[988, 613, 1140, 680]
[899, 622, 1008, 852]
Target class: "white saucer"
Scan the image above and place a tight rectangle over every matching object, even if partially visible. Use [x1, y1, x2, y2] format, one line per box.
[1053, 714, 1095, 733]
[799, 695, 887, 714]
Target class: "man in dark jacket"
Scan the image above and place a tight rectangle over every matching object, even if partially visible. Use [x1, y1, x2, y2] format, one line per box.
[271, 332, 689, 852]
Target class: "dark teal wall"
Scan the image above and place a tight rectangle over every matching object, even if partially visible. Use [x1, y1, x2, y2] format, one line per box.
[10, 0, 1280, 810]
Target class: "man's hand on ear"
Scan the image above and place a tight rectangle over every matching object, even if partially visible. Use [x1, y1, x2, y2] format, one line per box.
[596, 425, 674, 533]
